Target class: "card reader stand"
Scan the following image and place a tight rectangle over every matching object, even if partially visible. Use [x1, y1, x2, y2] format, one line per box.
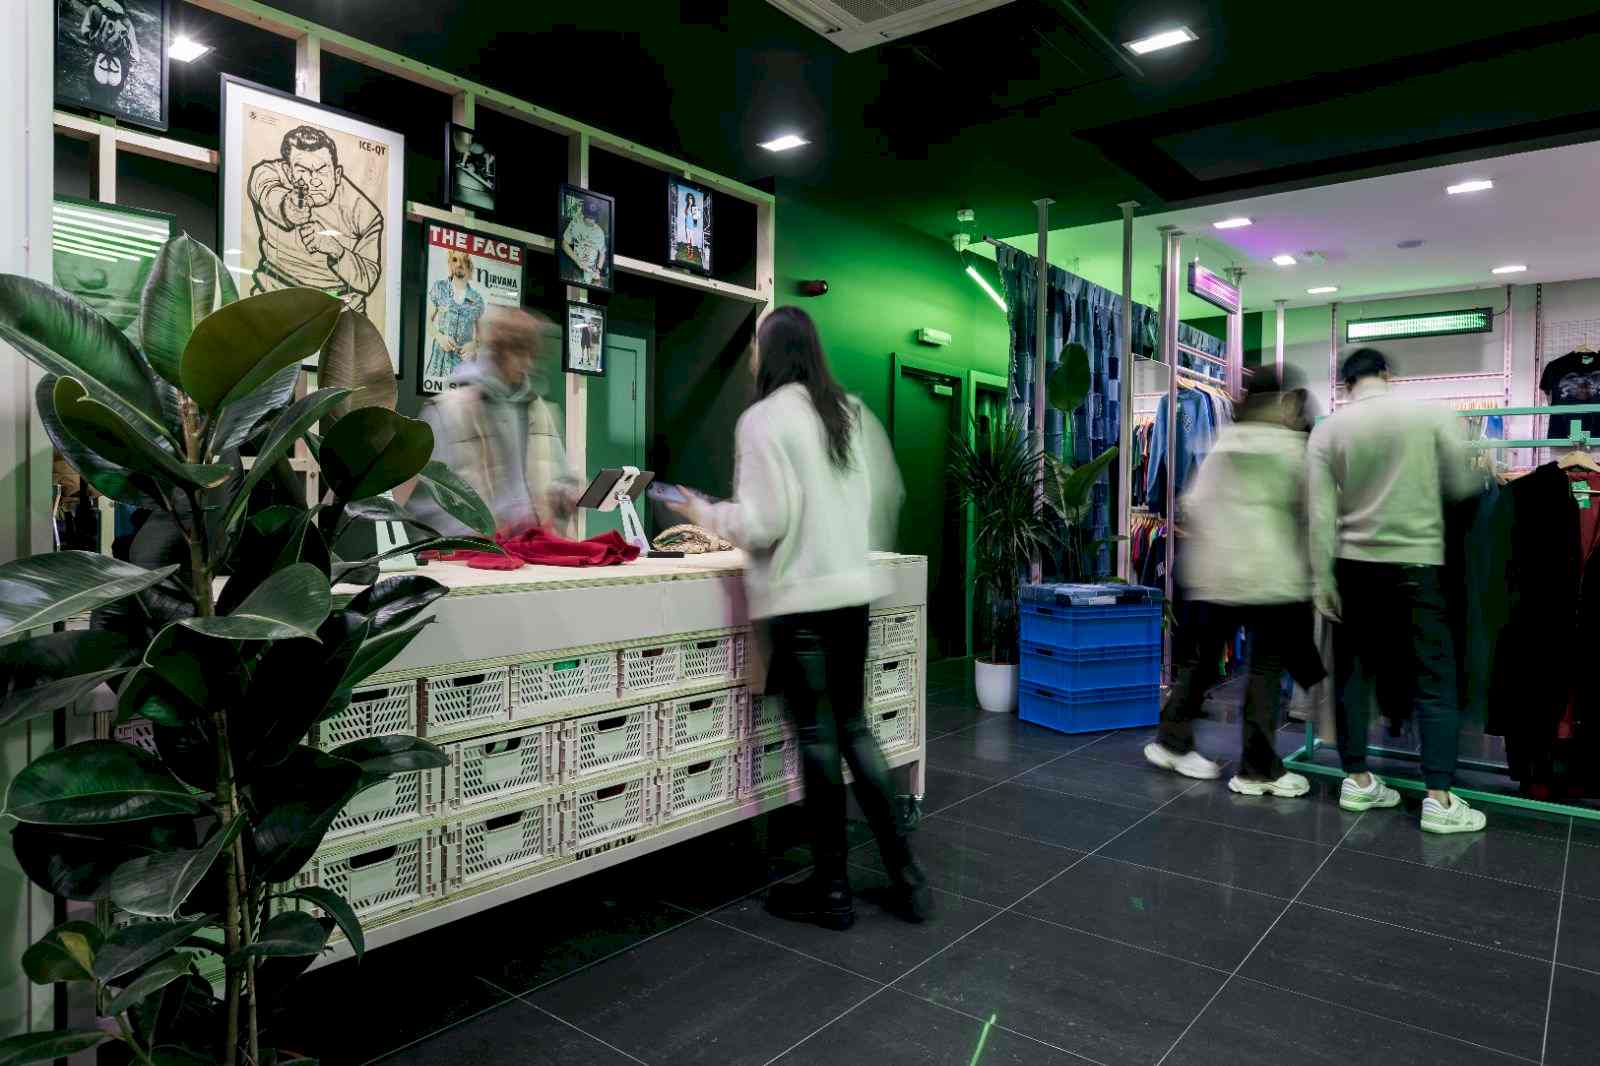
[576, 467, 681, 559]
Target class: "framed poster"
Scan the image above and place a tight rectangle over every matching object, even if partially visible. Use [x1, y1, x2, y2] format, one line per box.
[55, 0, 169, 132]
[418, 222, 525, 395]
[445, 123, 496, 215]
[51, 196, 174, 333]
[666, 176, 712, 275]
[219, 74, 405, 373]
[557, 184, 615, 293]
[564, 302, 606, 377]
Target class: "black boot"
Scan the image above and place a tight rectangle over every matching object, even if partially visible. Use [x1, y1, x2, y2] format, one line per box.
[887, 859, 933, 924]
[765, 876, 855, 931]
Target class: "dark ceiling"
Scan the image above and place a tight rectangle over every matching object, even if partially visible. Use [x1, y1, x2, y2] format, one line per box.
[219, 0, 1600, 242]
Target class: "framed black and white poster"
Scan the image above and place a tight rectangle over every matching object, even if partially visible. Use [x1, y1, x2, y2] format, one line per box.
[445, 123, 496, 214]
[51, 196, 174, 333]
[55, 0, 169, 131]
[557, 184, 615, 293]
[666, 176, 712, 275]
[219, 75, 406, 372]
[564, 301, 606, 377]
[418, 222, 525, 395]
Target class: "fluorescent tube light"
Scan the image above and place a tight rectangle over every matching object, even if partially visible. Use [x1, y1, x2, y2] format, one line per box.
[967, 265, 1007, 313]
[1446, 179, 1493, 195]
[1212, 217, 1252, 230]
[1347, 308, 1493, 342]
[1124, 27, 1197, 55]
[758, 134, 809, 152]
[169, 36, 211, 63]
[1307, 286, 1339, 295]
[1272, 254, 1297, 266]
[1491, 264, 1527, 275]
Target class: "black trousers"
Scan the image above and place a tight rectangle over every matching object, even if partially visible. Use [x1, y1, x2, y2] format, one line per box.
[769, 605, 910, 882]
[1333, 560, 1460, 791]
[1158, 602, 1324, 781]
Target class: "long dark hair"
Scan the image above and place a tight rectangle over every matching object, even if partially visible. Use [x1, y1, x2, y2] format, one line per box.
[755, 307, 856, 469]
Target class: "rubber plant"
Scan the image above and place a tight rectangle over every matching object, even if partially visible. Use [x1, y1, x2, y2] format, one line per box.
[0, 235, 500, 1066]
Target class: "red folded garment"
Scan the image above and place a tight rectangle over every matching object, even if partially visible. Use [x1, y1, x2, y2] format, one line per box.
[434, 527, 642, 570]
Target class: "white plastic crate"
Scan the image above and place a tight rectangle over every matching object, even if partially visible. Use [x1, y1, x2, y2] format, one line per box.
[511, 651, 619, 720]
[870, 611, 918, 657]
[561, 705, 655, 783]
[311, 681, 417, 751]
[444, 725, 556, 810]
[290, 830, 441, 925]
[867, 656, 914, 706]
[741, 736, 800, 798]
[420, 667, 510, 735]
[562, 771, 656, 854]
[679, 634, 744, 686]
[619, 642, 681, 695]
[437, 793, 560, 890]
[659, 743, 741, 823]
[113, 718, 157, 754]
[659, 687, 745, 755]
[326, 767, 441, 841]
[744, 693, 792, 739]
[869, 700, 917, 753]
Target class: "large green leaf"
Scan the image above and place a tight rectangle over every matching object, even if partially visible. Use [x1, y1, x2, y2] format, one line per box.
[181, 288, 341, 413]
[411, 460, 497, 537]
[105, 953, 193, 1017]
[217, 509, 331, 619]
[20, 921, 103, 984]
[1047, 446, 1120, 520]
[207, 362, 301, 457]
[317, 308, 397, 424]
[218, 386, 352, 539]
[138, 235, 235, 386]
[110, 813, 246, 918]
[320, 407, 434, 503]
[140, 627, 246, 718]
[332, 536, 503, 581]
[0, 1030, 111, 1065]
[0, 274, 173, 444]
[94, 916, 213, 983]
[5, 739, 205, 825]
[179, 563, 331, 641]
[347, 574, 448, 635]
[0, 551, 178, 643]
[232, 911, 329, 962]
[340, 495, 443, 537]
[238, 612, 366, 769]
[332, 735, 448, 777]
[249, 747, 365, 881]
[340, 617, 433, 690]
[34, 375, 162, 507]
[9, 818, 198, 900]
[1047, 342, 1092, 416]
[0, 668, 131, 729]
[0, 628, 137, 696]
[277, 887, 365, 962]
[53, 377, 231, 492]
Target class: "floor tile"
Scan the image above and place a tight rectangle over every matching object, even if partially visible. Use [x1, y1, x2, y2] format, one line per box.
[919, 768, 998, 814]
[1014, 854, 1285, 970]
[1564, 825, 1600, 898]
[1240, 904, 1550, 1060]
[1098, 814, 1331, 898]
[1074, 719, 1245, 769]
[373, 998, 639, 1065]
[1557, 891, 1600, 972]
[1164, 775, 1361, 844]
[924, 731, 1064, 781]
[772, 988, 1084, 1065]
[1164, 978, 1528, 1066]
[855, 813, 1083, 907]
[1341, 804, 1571, 890]
[715, 866, 998, 982]
[968, 714, 1113, 754]
[924, 699, 984, 739]
[1018, 752, 1199, 811]
[898, 911, 1226, 1066]
[1546, 965, 1600, 1066]
[936, 781, 1147, 851]
[531, 919, 876, 1066]
[1301, 848, 1560, 957]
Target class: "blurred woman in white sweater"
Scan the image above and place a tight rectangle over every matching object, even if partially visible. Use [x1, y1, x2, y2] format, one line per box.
[670, 306, 928, 930]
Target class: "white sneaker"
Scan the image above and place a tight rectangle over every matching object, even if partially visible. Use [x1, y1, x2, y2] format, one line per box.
[1229, 771, 1311, 798]
[1421, 793, 1487, 834]
[1144, 742, 1222, 780]
[1339, 773, 1402, 812]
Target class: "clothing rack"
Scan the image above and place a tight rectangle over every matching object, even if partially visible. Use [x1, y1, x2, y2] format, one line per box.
[1284, 400, 1600, 824]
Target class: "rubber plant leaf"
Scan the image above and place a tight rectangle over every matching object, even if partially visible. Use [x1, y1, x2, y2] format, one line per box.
[109, 812, 246, 919]
[320, 407, 435, 502]
[137, 234, 236, 387]
[179, 288, 341, 414]
[8, 818, 198, 900]
[0, 551, 178, 643]
[346, 574, 449, 635]
[4, 739, 205, 824]
[34, 375, 162, 507]
[411, 459, 497, 537]
[208, 362, 300, 456]
[331, 735, 448, 777]
[276, 887, 365, 962]
[0, 1029, 112, 1065]
[249, 747, 365, 882]
[217, 386, 353, 538]
[104, 953, 194, 1017]
[178, 562, 331, 642]
[52, 377, 230, 491]
[317, 308, 396, 425]
[230, 910, 329, 963]
[93, 916, 212, 983]
[20, 921, 103, 984]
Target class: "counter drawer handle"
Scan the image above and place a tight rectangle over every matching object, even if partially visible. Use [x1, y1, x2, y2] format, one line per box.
[640, 648, 665, 659]
[481, 737, 524, 757]
[450, 673, 486, 688]
[880, 710, 899, 722]
[352, 687, 391, 704]
[686, 698, 713, 712]
[595, 715, 629, 733]
[695, 640, 718, 650]
[762, 740, 785, 755]
[483, 811, 523, 832]
[685, 760, 712, 776]
[349, 845, 399, 869]
[594, 783, 628, 801]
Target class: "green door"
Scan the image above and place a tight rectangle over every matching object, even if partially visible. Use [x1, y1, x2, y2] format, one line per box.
[585, 332, 648, 538]
[893, 364, 964, 662]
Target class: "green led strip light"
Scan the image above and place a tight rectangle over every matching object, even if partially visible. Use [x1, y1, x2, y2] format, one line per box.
[1346, 307, 1493, 342]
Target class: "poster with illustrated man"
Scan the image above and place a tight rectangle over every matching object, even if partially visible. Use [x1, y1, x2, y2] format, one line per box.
[220, 76, 406, 372]
[419, 222, 525, 395]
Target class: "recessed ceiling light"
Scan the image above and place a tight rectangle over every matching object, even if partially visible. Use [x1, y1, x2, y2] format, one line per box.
[1491, 264, 1527, 274]
[1124, 27, 1198, 55]
[169, 36, 210, 63]
[1446, 179, 1494, 195]
[1272, 254, 1297, 266]
[1307, 286, 1339, 295]
[1212, 217, 1252, 230]
[758, 134, 808, 152]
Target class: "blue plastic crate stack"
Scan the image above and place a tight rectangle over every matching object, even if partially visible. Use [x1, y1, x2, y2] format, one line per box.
[1018, 583, 1163, 734]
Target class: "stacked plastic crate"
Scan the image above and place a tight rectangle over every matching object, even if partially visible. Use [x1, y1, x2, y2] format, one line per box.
[1018, 583, 1163, 734]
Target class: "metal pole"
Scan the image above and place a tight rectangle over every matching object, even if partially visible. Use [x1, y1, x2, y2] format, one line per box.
[1274, 299, 1287, 382]
[1329, 302, 1340, 402]
[1031, 198, 1053, 582]
[1116, 201, 1138, 581]
[1158, 225, 1182, 679]
[1224, 267, 1245, 399]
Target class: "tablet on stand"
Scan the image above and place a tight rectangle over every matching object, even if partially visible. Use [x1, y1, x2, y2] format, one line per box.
[576, 467, 681, 559]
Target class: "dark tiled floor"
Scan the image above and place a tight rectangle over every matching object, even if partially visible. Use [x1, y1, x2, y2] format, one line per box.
[280, 669, 1596, 1066]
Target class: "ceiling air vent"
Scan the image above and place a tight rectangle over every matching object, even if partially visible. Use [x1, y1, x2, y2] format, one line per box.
[766, 0, 1016, 52]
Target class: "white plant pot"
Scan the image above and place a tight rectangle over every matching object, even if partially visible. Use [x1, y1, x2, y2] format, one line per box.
[974, 660, 1018, 714]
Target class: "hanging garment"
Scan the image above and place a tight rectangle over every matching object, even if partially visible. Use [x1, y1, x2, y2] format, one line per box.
[1146, 387, 1219, 514]
[1539, 350, 1600, 443]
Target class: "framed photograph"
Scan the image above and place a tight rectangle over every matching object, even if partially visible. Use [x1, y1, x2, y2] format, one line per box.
[556, 184, 615, 293]
[51, 196, 174, 333]
[219, 74, 406, 372]
[55, 0, 169, 132]
[564, 301, 607, 377]
[418, 222, 525, 395]
[444, 123, 496, 215]
[666, 176, 712, 275]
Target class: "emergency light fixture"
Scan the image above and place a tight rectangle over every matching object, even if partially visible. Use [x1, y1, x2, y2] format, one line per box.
[1345, 308, 1493, 342]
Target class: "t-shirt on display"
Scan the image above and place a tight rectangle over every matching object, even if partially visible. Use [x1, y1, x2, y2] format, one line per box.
[1539, 350, 1600, 442]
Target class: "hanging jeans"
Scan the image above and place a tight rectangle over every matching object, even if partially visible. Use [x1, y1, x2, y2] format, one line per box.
[1332, 560, 1460, 791]
[769, 605, 912, 883]
[1158, 602, 1325, 780]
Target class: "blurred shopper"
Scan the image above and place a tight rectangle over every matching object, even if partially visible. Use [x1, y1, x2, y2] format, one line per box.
[1308, 348, 1485, 833]
[1145, 369, 1326, 796]
[407, 307, 578, 534]
[667, 306, 928, 930]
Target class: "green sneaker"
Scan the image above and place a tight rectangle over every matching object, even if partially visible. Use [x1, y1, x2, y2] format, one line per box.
[1421, 793, 1487, 834]
[1339, 774, 1402, 812]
